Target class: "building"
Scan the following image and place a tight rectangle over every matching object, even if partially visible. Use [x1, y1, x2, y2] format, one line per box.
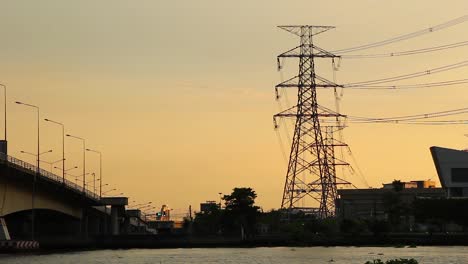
[200, 201, 219, 213]
[124, 209, 157, 234]
[382, 180, 436, 189]
[430, 146, 468, 197]
[336, 180, 445, 220]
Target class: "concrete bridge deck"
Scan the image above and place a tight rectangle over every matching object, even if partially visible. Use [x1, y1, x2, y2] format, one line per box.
[0, 153, 127, 240]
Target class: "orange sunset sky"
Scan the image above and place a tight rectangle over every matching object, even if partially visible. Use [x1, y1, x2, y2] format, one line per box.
[0, 1, 467, 212]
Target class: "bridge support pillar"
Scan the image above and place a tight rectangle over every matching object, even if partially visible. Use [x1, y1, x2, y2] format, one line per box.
[100, 197, 128, 236]
[110, 205, 121, 235]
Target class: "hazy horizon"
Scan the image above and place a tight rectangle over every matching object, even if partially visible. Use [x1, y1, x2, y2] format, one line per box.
[1, 1, 467, 213]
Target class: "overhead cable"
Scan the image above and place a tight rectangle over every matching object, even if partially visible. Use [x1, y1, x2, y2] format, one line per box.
[344, 60, 468, 87]
[346, 107, 468, 123]
[342, 40, 468, 59]
[332, 15, 468, 54]
[344, 78, 468, 90]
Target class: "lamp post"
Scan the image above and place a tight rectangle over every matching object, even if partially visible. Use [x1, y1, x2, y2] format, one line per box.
[66, 134, 86, 192]
[134, 202, 153, 210]
[55, 165, 78, 184]
[20, 149, 52, 156]
[67, 172, 91, 186]
[44, 119, 65, 184]
[0, 84, 6, 145]
[42, 158, 65, 172]
[20, 149, 53, 170]
[135, 204, 153, 211]
[86, 148, 102, 198]
[102, 188, 116, 196]
[15, 101, 39, 241]
[55, 165, 78, 173]
[87, 177, 100, 194]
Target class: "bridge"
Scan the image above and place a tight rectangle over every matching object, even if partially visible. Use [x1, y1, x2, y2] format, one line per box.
[0, 153, 128, 241]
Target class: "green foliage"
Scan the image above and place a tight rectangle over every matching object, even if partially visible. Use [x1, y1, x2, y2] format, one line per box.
[368, 219, 391, 235]
[365, 259, 418, 264]
[365, 260, 384, 264]
[223, 187, 258, 211]
[193, 187, 260, 236]
[256, 209, 282, 232]
[193, 204, 222, 235]
[414, 198, 468, 227]
[391, 180, 404, 192]
[223, 187, 259, 237]
[340, 218, 369, 235]
[382, 187, 411, 229]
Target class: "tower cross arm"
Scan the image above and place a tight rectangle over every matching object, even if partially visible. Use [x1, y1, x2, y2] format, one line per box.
[278, 25, 335, 37]
[278, 45, 340, 58]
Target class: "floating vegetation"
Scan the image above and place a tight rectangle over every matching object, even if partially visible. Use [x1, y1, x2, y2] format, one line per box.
[365, 259, 418, 264]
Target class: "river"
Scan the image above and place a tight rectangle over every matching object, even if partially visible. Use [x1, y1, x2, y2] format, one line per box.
[0, 246, 467, 263]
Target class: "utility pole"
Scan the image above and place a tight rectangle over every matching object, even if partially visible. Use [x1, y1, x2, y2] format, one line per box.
[274, 25, 350, 218]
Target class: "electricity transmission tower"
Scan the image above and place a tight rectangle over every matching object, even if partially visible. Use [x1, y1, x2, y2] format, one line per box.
[274, 25, 350, 218]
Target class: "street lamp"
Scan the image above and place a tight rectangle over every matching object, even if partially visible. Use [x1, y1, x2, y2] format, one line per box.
[66, 134, 86, 192]
[135, 204, 152, 210]
[0, 84, 6, 146]
[218, 192, 223, 208]
[20, 149, 53, 170]
[86, 148, 102, 198]
[55, 165, 78, 183]
[67, 172, 91, 186]
[41, 158, 65, 172]
[15, 101, 39, 241]
[132, 201, 152, 208]
[44, 118, 65, 184]
[55, 165, 78, 172]
[87, 177, 100, 194]
[20, 149, 52, 156]
[134, 202, 153, 210]
[102, 188, 116, 195]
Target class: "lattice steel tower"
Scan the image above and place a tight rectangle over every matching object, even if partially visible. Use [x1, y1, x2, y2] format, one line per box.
[274, 25, 349, 218]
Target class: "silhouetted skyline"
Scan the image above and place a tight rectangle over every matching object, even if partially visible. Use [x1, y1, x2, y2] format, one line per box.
[0, 1, 467, 211]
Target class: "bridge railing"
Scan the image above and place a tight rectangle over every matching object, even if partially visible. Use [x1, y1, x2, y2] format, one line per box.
[0, 153, 99, 201]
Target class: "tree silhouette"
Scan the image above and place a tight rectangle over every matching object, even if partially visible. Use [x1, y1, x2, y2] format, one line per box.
[223, 187, 259, 239]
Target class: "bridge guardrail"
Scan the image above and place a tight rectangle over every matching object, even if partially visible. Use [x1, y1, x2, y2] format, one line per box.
[0, 153, 99, 201]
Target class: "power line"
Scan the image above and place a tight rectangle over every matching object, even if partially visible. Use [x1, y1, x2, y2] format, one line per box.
[332, 15, 468, 54]
[343, 78, 468, 90]
[342, 40, 468, 59]
[344, 120, 468, 125]
[344, 60, 468, 87]
[345, 107, 468, 123]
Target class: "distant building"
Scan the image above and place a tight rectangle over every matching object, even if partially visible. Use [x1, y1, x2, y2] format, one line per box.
[431, 146, 468, 197]
[125, 209, 156, 234]
[200, 201, 219, 213]
[382, 180, 436, 190]
[336, 180, 445, 220]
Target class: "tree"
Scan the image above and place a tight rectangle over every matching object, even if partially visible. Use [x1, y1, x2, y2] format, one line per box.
[193, 204, 223, 235]
[223, 187, 258, 210]
[382, 180, 411, 230]
[391, 180, 404, 192]
[223, 187, 259, 238]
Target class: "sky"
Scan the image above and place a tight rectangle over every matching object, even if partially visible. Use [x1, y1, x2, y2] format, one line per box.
[0, 1, 467, 213]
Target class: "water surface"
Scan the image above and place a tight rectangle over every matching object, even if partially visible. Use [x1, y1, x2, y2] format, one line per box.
[1, 246, 467, 264]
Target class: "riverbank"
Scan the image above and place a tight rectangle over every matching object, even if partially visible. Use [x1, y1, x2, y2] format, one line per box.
[28, 232, 468, 251]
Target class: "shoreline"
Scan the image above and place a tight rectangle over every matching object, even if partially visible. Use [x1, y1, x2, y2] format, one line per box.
[3, 233, 468, 253]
